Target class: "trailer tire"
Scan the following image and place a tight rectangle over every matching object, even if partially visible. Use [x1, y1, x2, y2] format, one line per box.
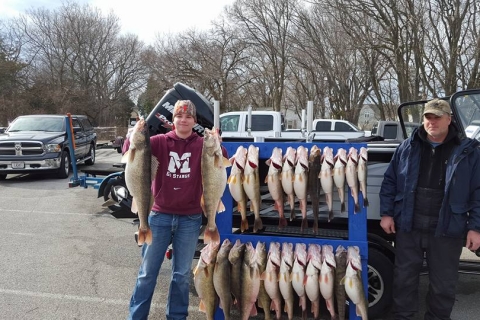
[103, 177, 127, 211]
[367, 248, 394, 318]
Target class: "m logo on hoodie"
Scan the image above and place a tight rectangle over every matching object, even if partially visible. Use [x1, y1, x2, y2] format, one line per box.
[167, 151, 191, 178]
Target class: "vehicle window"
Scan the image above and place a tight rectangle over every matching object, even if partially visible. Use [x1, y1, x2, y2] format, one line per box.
[371, 125, 378, 135]
[334, 122, 355, 132]
[8, 117, 65, 132]
[250, 115, 274, 131]
[220, 115, 240, 132]
[81, 118, 93, 130]
[72, 119, 82, 130]
[383, 124, 398, 139]
[315, 121, 331, 131]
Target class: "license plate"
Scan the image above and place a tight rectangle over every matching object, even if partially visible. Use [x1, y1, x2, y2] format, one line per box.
[11, 162, 25, 169]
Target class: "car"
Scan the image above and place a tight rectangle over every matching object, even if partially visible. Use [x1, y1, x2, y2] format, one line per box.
[0, 114, 97, 180]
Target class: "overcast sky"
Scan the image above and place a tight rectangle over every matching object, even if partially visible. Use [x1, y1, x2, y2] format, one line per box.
[0, 0, 235, 45]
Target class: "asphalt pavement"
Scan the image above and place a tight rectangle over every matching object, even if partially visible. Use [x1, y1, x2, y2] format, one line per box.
[0, 147, 479, 319]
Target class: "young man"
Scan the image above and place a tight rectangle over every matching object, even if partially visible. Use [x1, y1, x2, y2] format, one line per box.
[379, 98, 480, 319]
[127, 100, 209, 320]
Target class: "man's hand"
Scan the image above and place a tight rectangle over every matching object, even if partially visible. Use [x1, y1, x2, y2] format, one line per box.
[466, 230, 480, 251]
[380, 216, 396, 234]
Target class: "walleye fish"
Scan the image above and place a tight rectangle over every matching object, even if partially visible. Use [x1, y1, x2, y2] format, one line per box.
[265, 147, 287, 229]
[228, 239, 245, 311]
[320, 146, 335, 222]
[201, 127, 231, 244]
[228, 145, 249, 232]
[213, 239, 233, 320]
[308, 145, 322, 234]
[346, 147, 360, 213]
[335, 245, 348, 320]
[122, 118, 158, 246]
[255, 241, 272, 320]
[320, 244, 337, 319]
[342, 246, 368, 320]
[279, 242, 295, 320]
[358, 146, 369, 207]
[243, 145, 263, 232]
[241, 241, 261, 320]
[262, 242, 282, 320]
[305, 244, 322, 320]
[293, 146, 309, 231]
[282, 147, 297, 221]
[333, 148, 347, 213]
[291, 243, 308, 320]
[193, 241, 220, 320]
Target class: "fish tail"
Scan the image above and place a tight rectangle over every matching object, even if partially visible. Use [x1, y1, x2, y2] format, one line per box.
[328, 210, 334, 222]
[241, 219, 249, 233]
[137, 227, 153, 246]
[278, 217, 288, 229]
[290, 207, 296, 221]
[354, 203, 360, 213]
[301, 217, 308, 232]
[253, 217, 263, 233]
[340, 201, 345, 213]
[312, 220, 318, 234]
[204, 227, 220, 244]
[363, 197, 369, 207]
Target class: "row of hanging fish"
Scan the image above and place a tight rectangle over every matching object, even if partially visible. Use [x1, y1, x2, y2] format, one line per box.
[193, 239, 368, 320]
[228, 144, 369, 234]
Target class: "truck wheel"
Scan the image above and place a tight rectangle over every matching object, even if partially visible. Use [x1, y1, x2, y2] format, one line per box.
[85, 144, 96, 165]
[57, 151, 70, 179]
[0, 174, 6, 180]
[367, 248, 394, 318]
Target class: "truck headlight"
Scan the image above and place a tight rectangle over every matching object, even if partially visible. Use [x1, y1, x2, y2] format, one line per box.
[45, 144, 61, 153]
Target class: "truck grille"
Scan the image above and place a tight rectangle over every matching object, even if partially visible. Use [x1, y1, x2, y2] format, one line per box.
[0, 141, 44, 156]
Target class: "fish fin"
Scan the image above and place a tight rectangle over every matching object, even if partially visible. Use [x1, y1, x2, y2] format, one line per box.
[356, 305, 362, 317]
[328, 210, 334, 222]
[253, 217, 263, 233]
[222, 156, 231, 167]
[151, 156, 159, 181]
[131, 198, 138, 214]
[227, 175, 235, 184]
[264, 175, 268, 184]
[149, 195, 155, 211]
[138, 228, 153, 245]
[199, 300, 206, 312]
[204, 228, 220, 245]
[265, 159, 271, 166]
[241, 219, 249, 233]
[341, 202, 346, 213]
[250, 304, 258, 316]
[200, 195, 206, 216]
[128, 149, 136, 163]
[363, 197, 369, 207]
[217, 200, 226, 213]
[354, 203, 360, 213]
[340, 276, 346, 285]
[120, 150, 130, 163]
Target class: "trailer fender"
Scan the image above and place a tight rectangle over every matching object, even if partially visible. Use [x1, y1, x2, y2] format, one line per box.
[97, 172, 124, 198]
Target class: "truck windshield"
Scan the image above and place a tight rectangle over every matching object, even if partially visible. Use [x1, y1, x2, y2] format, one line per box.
[8, 117, 65, 132]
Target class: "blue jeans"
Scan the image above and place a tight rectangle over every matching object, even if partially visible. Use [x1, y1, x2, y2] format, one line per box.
[128, 212, 202, 320]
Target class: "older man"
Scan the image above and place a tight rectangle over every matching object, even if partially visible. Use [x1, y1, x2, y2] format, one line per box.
[380, 98, 480, 320]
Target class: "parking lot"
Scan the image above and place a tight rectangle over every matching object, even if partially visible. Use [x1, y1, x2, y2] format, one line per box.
[0, 148, 480, 319]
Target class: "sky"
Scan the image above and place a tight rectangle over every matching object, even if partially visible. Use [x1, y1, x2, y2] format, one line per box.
[0, 0, 235, 45]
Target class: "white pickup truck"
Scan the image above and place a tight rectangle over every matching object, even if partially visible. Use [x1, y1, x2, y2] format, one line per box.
[219, 110, 365, 141]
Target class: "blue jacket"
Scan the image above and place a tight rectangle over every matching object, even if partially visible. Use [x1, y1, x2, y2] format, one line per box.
[380, 127, 480, 237]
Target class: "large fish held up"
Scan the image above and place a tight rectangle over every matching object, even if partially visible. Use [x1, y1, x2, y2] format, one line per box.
[243, 145, 263, 232]
[281, 147, 297, 222]
[265, 147, 287, 229]
[213, 239, 233, 320]
[193, 241, 220, 320]
[121, 118, 158, 246]
[262, 242, 282, 320]
[333, 148, 347, 213]
[293, 146, 309, 231]
[201, 127, 231, 244]
[346, 147, 360, 213]
[358, 146, 369, 207]
[341, 246, 368, 320]
[228, 145, 249, 232]
[307, 145, 322, 234]
[320, 146, 335, 222]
